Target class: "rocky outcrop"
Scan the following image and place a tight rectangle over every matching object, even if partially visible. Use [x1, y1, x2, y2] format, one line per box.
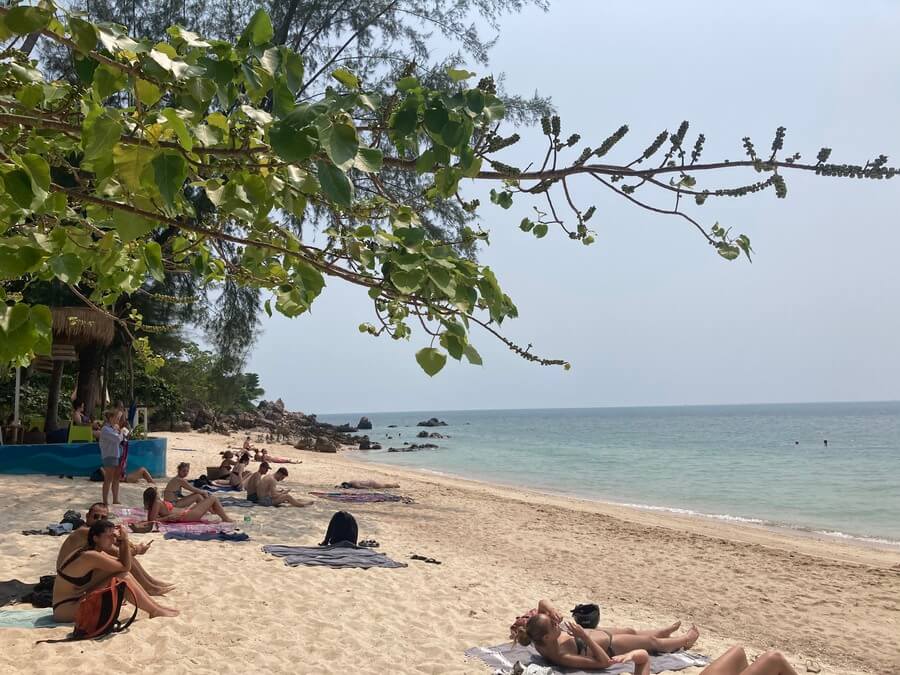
[315, 437, 338, 453]
[334, 423, 357, 433]
[416, 417, 447, 427]
[171, 421, 192, 432]
[358, 437, 382, 450]
[357, 416, 373, 430]
[388, 443, 438, 452]
[416, 431, 446, 438]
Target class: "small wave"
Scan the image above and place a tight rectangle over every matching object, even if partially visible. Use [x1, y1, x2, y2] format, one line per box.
[812, 530, 900, 547]
[614, 501, 766, 525]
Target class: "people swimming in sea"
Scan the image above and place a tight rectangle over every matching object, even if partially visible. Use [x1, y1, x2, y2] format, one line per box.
[339, 479, 400, 489]
[56, 502, 174, 597]
[163, 462, 209, 507]
[52, 518, 178, 622]
[244, 461, 270, 502]
[256, 467, 313, 507]
[515, 599, 697, 670]
[143, 486, 233, 523]
[699, 646, 799, 675]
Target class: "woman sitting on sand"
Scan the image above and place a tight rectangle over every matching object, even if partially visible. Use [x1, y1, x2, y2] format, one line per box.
[52, 519, 178, 621]
[219, 451, 237, 470]
[216, 451, 251, 488]
[143, 487, 233, 523]
[515, 599, 698, 671]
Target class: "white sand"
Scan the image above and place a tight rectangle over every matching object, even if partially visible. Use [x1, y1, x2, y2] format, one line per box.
[1, 431, 897, 674]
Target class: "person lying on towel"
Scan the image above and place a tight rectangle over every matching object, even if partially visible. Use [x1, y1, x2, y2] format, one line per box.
[515, 599, 697, 671]
[57, 502, 175, 598]
[257, 468, 313, 507]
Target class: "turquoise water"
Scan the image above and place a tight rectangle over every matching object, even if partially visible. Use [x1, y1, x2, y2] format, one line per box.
[319, 402, 900, 545]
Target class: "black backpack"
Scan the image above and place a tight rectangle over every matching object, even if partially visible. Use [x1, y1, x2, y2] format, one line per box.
[320, 511, 358, 546]
[572, 603, 600, 628]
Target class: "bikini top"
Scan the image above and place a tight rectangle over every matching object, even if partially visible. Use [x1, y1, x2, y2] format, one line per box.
[56, 548, 93, 587]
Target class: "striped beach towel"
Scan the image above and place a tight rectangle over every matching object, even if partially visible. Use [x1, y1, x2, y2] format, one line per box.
[111, 506, 234, 534]
[309, 491, 413, 504]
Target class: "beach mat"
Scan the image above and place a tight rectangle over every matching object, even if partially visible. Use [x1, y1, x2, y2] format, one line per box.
[204, 484, 239, 493]
[164, 531, 250, 542]
[217, 497, 256, 508]
[262, 542, 408, 569]
[465, 644, 709, 674]
[0, 608, 63, 629]
[309, 491, 413, 504]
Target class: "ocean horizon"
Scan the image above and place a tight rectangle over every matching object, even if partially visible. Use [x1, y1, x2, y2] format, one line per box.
[317, 401, 900, 547]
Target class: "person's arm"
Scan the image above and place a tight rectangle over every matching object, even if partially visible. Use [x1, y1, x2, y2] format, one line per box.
[611, 649, 650, 675]
[537, 599, 564, 625]
[148, 500, 163, 522]
[82, 550, 127, 575]
[116, 525, 133, 572]
[563, 622, 611, 668]
[181, 477, 206, 496]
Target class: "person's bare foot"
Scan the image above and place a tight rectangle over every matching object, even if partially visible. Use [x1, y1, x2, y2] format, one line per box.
[149, 606, 179, 618]
[221, 516, 234, 523]
[682, 625, 700, 649]
[658, 620, 681, 637]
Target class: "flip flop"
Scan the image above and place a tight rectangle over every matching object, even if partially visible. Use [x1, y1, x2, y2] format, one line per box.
[359, 539, 380, 548]
[805, 660, 822, 673]
[411, 554, 441, 564]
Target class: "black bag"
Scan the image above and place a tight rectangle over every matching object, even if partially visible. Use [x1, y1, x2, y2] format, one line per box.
[571, 603, 600, 629]
[60, 510, 85, 530]
[89, 468, 103, 482]
[22, 575, 56, 608]
[320, 511, 358, 546]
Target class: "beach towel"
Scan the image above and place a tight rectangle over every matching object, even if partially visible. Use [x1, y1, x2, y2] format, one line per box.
[464, 644, 709, 674]
[262, 542, 408, 569]
[111, 506, 234, 534]
[0, 608, 62, 629]
[205, 484, 240, 493]
[309, 491, 413, 504]
[163, 531, 250, 542]
[0, 580, 35, 607]
[217, 497, 256, 508]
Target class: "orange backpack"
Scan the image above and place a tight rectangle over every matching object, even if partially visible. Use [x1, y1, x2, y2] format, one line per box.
[38, 578, 138, 644]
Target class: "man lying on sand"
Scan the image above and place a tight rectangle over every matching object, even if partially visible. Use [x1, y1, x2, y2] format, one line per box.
[53, 518, 178, 621]
[258, 448, 301, 464]
[163, 462, 209, 507]
[57, 502, 174, 597]
[257, 468, 313, 507]
[244, 461, 270, 502]
[515, 599, 698, 671]
[339, 479, 400, 489]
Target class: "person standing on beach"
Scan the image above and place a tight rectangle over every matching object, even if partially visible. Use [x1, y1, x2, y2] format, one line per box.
[98, 410, 123, 505]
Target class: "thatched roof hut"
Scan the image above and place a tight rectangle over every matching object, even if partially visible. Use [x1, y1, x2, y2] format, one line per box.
[50, 306, 116, 347]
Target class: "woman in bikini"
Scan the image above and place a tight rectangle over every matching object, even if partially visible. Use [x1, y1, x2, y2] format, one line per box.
[515, 599, 698, 671]
[143, 487, 233, 523]
[52, 519, 178, 621]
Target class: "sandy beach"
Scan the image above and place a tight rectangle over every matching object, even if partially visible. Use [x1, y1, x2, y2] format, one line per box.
[1, 431, 898, 674]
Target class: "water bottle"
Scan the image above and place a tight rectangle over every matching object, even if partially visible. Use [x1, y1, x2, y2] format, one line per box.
[243, 514, 253, 533]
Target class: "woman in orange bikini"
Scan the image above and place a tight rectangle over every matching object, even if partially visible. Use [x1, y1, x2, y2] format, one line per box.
[143, 487, 233, 523]
[52, 519, 178, 621]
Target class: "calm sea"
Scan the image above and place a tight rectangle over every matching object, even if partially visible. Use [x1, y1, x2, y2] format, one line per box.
[318, 402, 900, 546]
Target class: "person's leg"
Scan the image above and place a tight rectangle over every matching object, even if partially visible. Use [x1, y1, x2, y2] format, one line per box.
[741, 651, 798, 675]
[174, 493, 205, 508]
[700, 645, 750, 675]
[118, 572, 179, 618]
[129, 558, 174, 596]
[101, 466, 114, 504]
[611, 625, 699, 655]
[632, 621, 682, 637]
[111, 470, 120, 504]
[139, 468, 154, 483]
[275, 493, 313, 507]
[183, 495, 232, 522]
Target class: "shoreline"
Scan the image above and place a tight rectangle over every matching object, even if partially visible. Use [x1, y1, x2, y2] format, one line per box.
[1, 431, 897, 674]
[347, 450, 900, 555]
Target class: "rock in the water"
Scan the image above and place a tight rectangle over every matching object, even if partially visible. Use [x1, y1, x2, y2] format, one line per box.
[335, 423, 357, 433]
[358, 436, 371, 450]
[416, 417, 447, 427]
[416, 431, 447, 439]
[388, 442, 438, 452]
[387, 424, 398, 428]
[357, 416, 373, 430]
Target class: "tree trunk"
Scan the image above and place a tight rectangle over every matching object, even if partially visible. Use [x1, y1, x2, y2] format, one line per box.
[76, 345, 102, 417]
[45, 360, 65, 432]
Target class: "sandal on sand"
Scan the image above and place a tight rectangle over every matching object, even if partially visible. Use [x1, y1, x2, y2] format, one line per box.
[359, 539, 379, 548]
[805, 660, 822, 673]
[411, 554, 441, 564]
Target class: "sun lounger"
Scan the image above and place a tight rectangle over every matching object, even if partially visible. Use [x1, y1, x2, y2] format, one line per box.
[262, 542, 408, 569]
[465, 643, 709, 674]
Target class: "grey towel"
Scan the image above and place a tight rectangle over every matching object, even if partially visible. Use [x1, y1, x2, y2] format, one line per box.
[464, 643, 709, 674]
[262, 542, 408, 569]
[218, 497, 256, 507]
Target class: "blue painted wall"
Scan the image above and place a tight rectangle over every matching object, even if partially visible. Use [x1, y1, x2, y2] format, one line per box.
[0, 437, 167, 477]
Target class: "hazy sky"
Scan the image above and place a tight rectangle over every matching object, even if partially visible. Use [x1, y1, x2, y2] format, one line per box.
[247, 0, 900, 414]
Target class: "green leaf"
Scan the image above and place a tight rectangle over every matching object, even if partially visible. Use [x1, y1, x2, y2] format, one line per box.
[2, 169, 34, 209]
[415, 347, 447, 377]
[269, 108, 320, 162]
[415, 149, 436, 174]
[69, 16, 98, 53]
[92, 64, 127, 98]
[134, 78, 161, 106]
[390, 268, 425, 294]
[533, 223, 549, 238]
[49, 253, 84, 284]
[424, 106, 449, 135]
[151, 153, 188, 209]
[396, 76, 419, 91]
[331, 68, 359, 89]
[243, 9, 274, 46]
[519, 218, 535, 232]
[0, 245, 42, 278]
[112, 208, 157, 242]
[82, 114, 122, 165]
[440, 332, 465, 360]
[3, 7, 52, 34]
[240, 104, 273, 126]
[162, 109, 194, 150]
[463, 344, 483, 366]
[264, 298, 273, 317]
[282, 49, 304, 94]
[316, 160, 352, 208]
[354, 147, 383, 172]
[144, 241, 165, 281]
[447, 67, 476, 82]
[319, 122, 358, 170]
[465, 89, 485, 114]
[390, 107, 417, 136]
